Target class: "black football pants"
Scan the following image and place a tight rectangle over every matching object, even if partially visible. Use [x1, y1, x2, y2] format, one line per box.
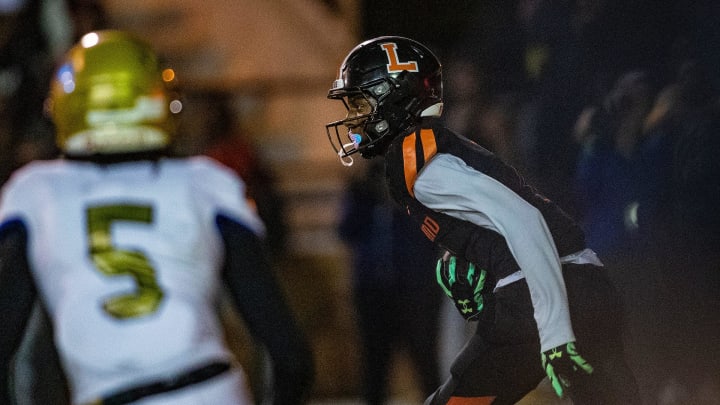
[426, 264, 640, 404]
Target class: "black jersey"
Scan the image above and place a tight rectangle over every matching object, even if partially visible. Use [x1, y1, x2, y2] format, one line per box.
[383, 119, 594, 351]
[385, 120, 586, 257]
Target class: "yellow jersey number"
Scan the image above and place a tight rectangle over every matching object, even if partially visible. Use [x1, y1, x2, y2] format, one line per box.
[86, 204, 163, 319]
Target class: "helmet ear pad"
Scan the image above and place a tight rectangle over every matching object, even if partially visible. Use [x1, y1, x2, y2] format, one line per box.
[363, 72, 424, 144]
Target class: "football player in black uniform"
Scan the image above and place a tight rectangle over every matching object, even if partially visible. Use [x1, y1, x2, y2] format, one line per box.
[325, 36, 639, 405]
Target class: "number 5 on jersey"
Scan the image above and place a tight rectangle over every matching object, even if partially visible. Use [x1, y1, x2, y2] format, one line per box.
[86, 204, 163, 319]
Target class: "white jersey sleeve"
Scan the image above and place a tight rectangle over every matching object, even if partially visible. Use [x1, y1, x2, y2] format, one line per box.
[185, 156, 266, 237]
[413, 153, 575, 352]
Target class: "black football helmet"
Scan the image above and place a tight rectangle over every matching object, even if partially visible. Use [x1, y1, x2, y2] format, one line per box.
[326, 36, 443, 165]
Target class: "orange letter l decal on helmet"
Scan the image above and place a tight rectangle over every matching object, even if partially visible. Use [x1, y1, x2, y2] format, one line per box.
[381, 42, 419, 73]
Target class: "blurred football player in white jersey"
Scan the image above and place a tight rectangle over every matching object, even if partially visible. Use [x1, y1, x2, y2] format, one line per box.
[0, 30, 314, 405]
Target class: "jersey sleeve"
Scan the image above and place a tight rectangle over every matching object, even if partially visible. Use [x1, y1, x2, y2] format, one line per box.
[0, 219, 37, 405]
[0, 165, 40, 229]
[188, 156, 266, 237]
[216, 215, 314, 403]
[413, 153, 575, 351]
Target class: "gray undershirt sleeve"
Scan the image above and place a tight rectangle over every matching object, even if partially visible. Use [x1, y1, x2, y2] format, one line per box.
[413, 153, 575, 351]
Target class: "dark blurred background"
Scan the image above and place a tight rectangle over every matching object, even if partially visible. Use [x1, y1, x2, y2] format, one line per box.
[2, 0, 719, 403]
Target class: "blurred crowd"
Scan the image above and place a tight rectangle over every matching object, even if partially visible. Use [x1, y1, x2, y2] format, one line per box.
[1, 0, 108, 185]
[2, 0, 720, 404]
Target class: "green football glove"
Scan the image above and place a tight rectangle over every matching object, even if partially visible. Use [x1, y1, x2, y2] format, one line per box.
[435, 251, 489, 321]
[541, 341, 594, 398]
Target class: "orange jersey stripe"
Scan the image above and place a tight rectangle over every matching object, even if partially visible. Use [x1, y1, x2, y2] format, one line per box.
[447, 396, 496, 405]
[420, 128, 438, 162]
[402, 129, 438, 197]
[402, 133, 418, 197]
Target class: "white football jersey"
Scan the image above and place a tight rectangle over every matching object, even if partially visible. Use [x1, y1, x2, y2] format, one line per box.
[0, 156, 263, 404]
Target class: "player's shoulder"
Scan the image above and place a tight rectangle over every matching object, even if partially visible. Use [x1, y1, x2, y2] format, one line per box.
[173, 155, 239, 179]
[2, 159, 71, 190]
[385, 124, 445, 174]
[1, 160, 70, 219]
[165, 155, 247, 195]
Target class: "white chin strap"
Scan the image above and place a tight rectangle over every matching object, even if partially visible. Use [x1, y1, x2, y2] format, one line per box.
[338, 149, 354, 167]
[337, 132, 362, 167]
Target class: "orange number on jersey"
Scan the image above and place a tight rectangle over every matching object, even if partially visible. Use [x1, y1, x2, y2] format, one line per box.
[421, 215, 440, 241]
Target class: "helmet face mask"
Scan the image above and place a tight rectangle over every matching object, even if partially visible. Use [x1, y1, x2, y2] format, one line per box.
[326, 36, 443, 165]
[49, 30, 180, 157]
[326, 82, 391, 163]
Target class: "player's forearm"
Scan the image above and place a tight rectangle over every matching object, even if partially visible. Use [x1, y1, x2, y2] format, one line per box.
[414, 156, 575, 350]
[217, 215, 315, 402]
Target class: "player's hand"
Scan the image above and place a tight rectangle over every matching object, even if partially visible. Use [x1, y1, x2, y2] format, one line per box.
[435, 251, 489, 320]
[541, 341, 594, 398]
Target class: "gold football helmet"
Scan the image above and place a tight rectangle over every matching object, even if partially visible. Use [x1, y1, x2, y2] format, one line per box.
[49, 30, 179, 155]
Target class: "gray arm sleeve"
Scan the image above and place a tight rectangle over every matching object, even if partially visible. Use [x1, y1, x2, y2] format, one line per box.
[414, 154, 575, 351]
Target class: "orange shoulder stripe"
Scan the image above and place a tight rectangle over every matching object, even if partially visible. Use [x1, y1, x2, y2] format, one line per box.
[402, 129, 438, 197]
[402, 133, 418, 197]
[420, 127, 438, 162]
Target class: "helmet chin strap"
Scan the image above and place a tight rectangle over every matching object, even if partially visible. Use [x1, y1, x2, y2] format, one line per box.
[338, 151, 354, 167]
[338, 132, 362, 167]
